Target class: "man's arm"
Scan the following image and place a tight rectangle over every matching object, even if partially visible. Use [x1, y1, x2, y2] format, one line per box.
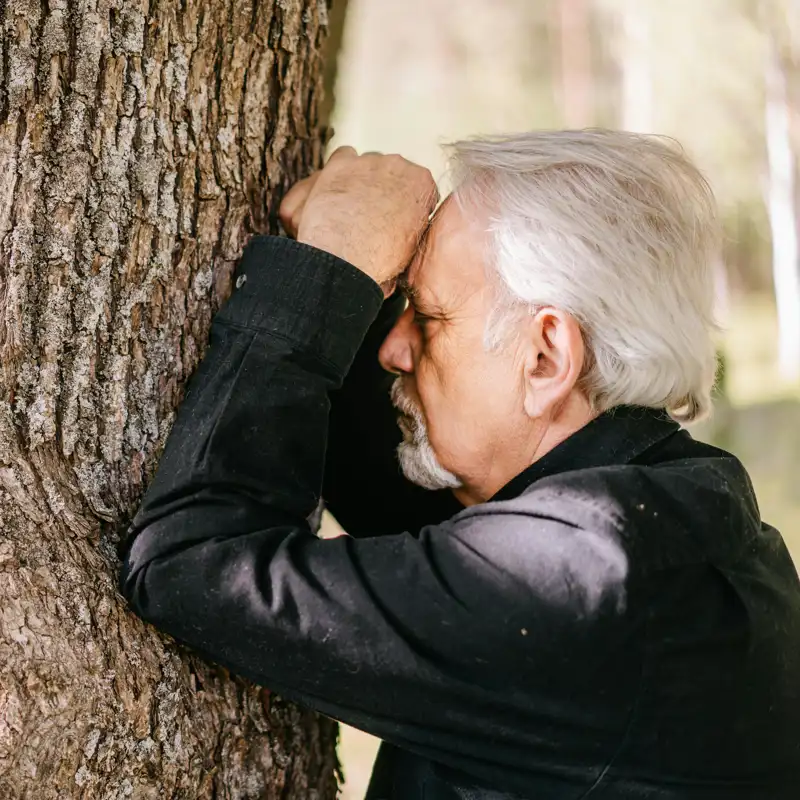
[323, 290, 463, 537]
[117, 237, 540, 744]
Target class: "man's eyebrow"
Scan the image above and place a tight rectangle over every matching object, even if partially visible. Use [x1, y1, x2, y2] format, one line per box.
[396, 275, 448, 319]
[396, 273, 418, 303]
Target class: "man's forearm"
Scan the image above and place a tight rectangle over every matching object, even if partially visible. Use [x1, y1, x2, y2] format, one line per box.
[120, 235, 383, 604]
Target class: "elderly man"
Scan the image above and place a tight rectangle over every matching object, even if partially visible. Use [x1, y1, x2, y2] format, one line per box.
[120, 130, 800, 799]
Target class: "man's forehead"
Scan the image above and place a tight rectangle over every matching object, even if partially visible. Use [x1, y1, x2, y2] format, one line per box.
[404, 196, 486, 302]
[406, 199, 447, 283]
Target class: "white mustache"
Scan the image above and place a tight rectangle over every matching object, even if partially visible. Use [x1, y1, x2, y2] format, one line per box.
[390, 379, 425, 437]
[390, 378, 417, 416]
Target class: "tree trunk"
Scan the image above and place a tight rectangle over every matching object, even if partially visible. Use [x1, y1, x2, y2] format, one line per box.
[765, 31, 800, 380]
[554, 0, 594, 128]
[0, 1, 340, 797]
[319, 0, 348, 129]
[619, 0, 653, 133]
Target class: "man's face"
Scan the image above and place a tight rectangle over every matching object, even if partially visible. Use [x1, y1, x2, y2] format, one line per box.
[378, 197, 532, 505]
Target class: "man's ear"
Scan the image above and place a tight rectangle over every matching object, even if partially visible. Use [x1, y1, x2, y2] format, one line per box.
[522, 308, 585, 419]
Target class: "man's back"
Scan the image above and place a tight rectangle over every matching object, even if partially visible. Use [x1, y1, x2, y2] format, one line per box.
[362, 416, 800, 799]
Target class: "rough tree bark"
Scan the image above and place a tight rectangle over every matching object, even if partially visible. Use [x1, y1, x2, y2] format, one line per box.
[0, 1, 341, 797]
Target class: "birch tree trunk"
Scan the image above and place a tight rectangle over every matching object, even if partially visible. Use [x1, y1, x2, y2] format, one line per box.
[0, 1, 340, 797]
[619, 0, 653, 133]
[554, 0, 594, 128]
[765, 38, 800, 380]
[763, 1, 800, 381]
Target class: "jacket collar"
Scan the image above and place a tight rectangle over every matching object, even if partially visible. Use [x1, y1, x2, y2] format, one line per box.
[489, 405, 681, 503]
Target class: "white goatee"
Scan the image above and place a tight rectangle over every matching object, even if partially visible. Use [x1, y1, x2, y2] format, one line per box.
[390, 378, 462, 491]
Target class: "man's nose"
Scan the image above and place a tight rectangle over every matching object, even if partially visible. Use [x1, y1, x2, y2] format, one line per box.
[378, 305, 416, 375]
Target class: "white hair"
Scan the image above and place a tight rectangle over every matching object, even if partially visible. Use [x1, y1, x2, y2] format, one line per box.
[446, 129, 720, 423]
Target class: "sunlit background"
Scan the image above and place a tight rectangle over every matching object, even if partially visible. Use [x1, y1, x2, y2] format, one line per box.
[325, 1, 800, 796]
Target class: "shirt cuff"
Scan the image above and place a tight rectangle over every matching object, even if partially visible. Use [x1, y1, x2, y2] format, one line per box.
[216, 236, 386, 377]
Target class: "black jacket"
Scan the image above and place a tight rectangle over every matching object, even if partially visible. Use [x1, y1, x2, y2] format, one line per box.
[120, 236, 800, 799]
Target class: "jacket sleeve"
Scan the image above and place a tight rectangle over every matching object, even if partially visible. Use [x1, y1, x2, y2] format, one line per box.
[118, 236, 563, 748]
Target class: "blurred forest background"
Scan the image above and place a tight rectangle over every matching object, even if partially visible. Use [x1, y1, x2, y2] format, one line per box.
[325, 0, 800, 796]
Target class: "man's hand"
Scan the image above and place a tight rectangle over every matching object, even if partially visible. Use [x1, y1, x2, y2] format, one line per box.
[279, 147, 438, 286]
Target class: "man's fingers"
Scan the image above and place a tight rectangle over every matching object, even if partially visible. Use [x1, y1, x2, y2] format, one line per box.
[423, 179, 440, 214]
[279, 173, 319, 236]
[287, 147, 440, 284]
[326, 145, 358, 164]
[280, 146, 360, 236]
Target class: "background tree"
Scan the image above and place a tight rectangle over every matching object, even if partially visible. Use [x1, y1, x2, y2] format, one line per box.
[617, 0, 653, 132]
[761, 0, 800, 380]
[0, 1, 341, 797]
[320, 0, 349, 129]
[552, 0, 594, 128]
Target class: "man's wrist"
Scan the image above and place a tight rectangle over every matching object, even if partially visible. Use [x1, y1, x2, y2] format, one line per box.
[297, 226, 397, 287]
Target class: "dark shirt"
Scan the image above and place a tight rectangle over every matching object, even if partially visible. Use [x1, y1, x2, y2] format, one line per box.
[120, 236, 800, 799]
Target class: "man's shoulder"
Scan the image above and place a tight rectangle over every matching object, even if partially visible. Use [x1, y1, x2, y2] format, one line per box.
[450, 441, 761, 578]
[527, 438, 754, 530]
